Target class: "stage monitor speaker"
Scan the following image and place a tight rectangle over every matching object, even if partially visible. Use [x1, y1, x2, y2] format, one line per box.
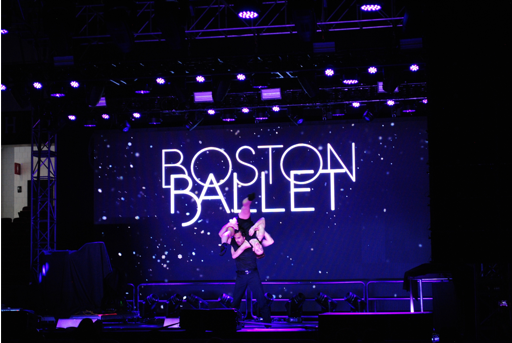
[179, 308, 240, 332]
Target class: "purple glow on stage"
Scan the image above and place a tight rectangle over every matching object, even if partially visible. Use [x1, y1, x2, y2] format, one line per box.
[70, 81, 80, 88]
[135, 90, 150, 94]
[242, 107, 250, 113]
[387, 100, 395, 106]
[33, 82, 43, 89]
[207, 109, 216, 115]
[222, 118, 235, 122]
[403, 109, 416, 113]
[132, 112, 141, 118]
[352, 102, 361, 108]
[102, 114, 110, 120]
[368, 67, 378, 74]
[156, 77, 165, 85]
[410, 64, 419, 72]
[68, 115, 76, 121]
[272, 105, 280, 112]
[84, 122, 96, 127]
[239, 11, 258, 19]
[1, 84, 6, 91]
[196, 75, 205, 83]
[325, 69, 334, 77]
[422, 99, 428, 104]
[361, 4, 381, 11]
[1, 29, 8, 34]
[237, 74, 246, 81]
[343, 79, 358, 85]
[51, 93, 65, 97]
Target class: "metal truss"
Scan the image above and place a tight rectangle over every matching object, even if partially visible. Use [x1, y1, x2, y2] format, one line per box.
[30, 109, 57, 275]
[73, 0, 405, 43]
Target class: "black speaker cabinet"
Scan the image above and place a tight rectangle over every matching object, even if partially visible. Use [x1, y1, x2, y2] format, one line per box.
[179, 308, 240, 332]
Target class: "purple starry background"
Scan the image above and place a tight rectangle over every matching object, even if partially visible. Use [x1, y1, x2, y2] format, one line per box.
[93, 117, 430, 288]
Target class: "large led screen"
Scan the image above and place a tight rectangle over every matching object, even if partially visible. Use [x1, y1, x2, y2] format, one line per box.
[93, 117, 430, 284]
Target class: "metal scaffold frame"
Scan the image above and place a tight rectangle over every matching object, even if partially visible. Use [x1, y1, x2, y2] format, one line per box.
[30, 110, 57, 275]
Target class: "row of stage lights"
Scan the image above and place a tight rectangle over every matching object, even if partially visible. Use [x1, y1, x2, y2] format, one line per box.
[142, 291, 366, 321]
[0, 64, 421, 95]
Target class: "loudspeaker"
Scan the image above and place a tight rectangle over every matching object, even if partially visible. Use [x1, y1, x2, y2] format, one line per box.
[179, 308, 241, 332]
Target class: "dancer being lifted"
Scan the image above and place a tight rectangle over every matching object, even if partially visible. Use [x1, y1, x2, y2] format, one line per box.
[218, 193, 274, 258]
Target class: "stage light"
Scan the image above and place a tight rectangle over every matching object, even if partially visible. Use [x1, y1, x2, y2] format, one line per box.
[343, 79, 359, 85]
[196, 75, 205, 83]
[261, 88, 281, 101]
[315, 292, 337, 312]
[132, 112, 141, 119]
[289, 114, 303, 126]
[222, 114, 236, 122]
[167, 294, 183, 316]
[345, 292, 366, 312]
[144, 294, 159, 318]
[410, 64, 419, 72]
[70, 81, 80, 88]
[254, 111, 269, 121]
[272, 105, 280, 112]
[241, 107, 250, 113]
[368, 66, 378, 74]
[285, 293, 306, 323]
[387, 100, 395, 106]
[102, 114, 110, 120]
[187, 294, 209, 309]
[84, 119, 97, 127]
[422, 99, 428, 104]
[149, 117, 162, 125]
[352, 102, 361, 108]
[361, 4, 382, 11]
[363, 110, 374, 121]
[1, 29, 8, 34]
[1, 84, 7, 91]
[325, 68, 334, 77]
[219, 293, 233, 308]
[135, 89, 150, 94]
[239, 10, 258, 19]
[33, 82, 43, 89]
[156, 77, 166, 85]
[237, 73, 246, 81]
[207, 109, 216, 115]
[194, 91, 213, 103]
[237, 1, 261, 19]
[50, 92, 65, 98]
[185, 113, 204, 131]
[68, 115, 76, 121]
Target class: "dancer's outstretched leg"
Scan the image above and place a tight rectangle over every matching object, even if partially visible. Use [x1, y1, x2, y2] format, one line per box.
[239, 193, 255, 220]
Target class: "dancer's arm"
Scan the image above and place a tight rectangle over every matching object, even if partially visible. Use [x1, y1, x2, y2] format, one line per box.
[231, 241, 251, 259]
[261, 231, 274, 247]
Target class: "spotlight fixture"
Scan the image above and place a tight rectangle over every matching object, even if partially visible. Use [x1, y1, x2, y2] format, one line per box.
[222, 113, 236, 122]
[207, 109, 216, 115]
[361, 3, 382, 11]
[386, 100, 395, 106]
[68, 115, 76, 121]
[144, 294, 159, 318]
[1, 84, 6, 91]
[237, 73, 246, 81]
[325, 68, 335, 77]
[237, 0, 260, 19]
[368, 67, 378, 74]
[422, 99, 428, 104]
[196, 75, 205, 83]
[167, 294, 183, 317]
[254, 111, 269, 121]
[1, 29, 8, 34]
[84, 119, 97, 127]
[241, 107, 250, 113]
[315, 292, 337, 312]
[254, 292, 275, 318]
[219, 293, 234, 308]
[156, 77, 166, 85]
[285, 293, 306, 323]
[363, 110, 374, 121]
[132, 112, 141, 118]
[33, 82, 43, 89]
[410, 64, 419, 72]
[149, 117, 163, 125]
[187, 294, 209, 309]
[50, 92, 65, 98]
[343, 79, 359, 85]
[70, 81, 80, 88]
[102, 114, 110, 120]
[352, 102, 361, 108]
[288, 114, 303, 126]
[345, 292, 366, 312]
[272, 105, 280, 112]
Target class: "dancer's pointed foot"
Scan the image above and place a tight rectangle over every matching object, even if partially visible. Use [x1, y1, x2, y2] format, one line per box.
[219, 242, 230, 256]
[247, 192, 256, 201]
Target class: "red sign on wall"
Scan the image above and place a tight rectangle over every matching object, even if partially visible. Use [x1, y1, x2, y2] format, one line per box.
[14, 163, 21, 175]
